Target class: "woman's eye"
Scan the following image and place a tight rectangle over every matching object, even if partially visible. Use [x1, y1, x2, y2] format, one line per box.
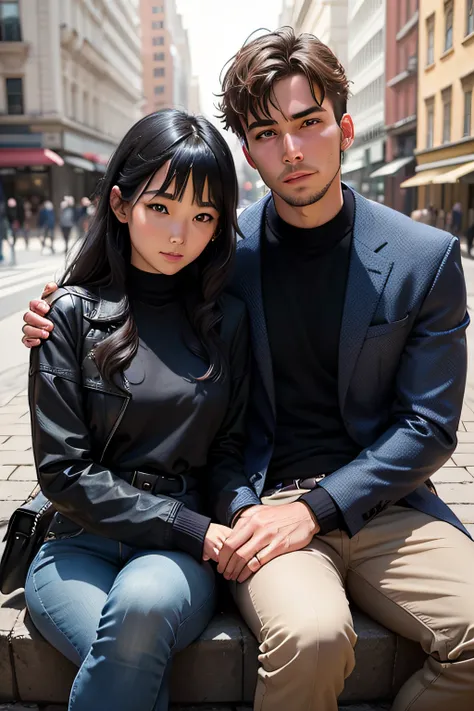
[195, 213, 214, 223]
[149, 203, 169, 214]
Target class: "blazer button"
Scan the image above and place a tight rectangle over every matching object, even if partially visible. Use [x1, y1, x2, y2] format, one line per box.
[142, 481, 152, 491]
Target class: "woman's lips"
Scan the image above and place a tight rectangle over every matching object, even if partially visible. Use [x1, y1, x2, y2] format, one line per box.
[160, 252, 183, 262]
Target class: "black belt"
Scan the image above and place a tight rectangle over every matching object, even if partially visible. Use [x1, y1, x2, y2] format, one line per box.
[121, 470, 196, 497]
[263, 475, 327, 497]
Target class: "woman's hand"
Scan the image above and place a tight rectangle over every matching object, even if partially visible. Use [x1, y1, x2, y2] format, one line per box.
[202, 523, 232, 563]
[22, 282, 59, 347]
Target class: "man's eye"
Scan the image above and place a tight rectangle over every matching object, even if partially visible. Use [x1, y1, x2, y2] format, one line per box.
[149, 203, 169, 214]
[256, 130, 275, 140]
[195, 213, 214, 223]
[303, 119, 321, 127]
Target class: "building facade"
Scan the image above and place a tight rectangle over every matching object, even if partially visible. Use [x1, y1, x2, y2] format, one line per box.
[402, 0, 474, 230]
[0, 0, 142, 213]
[285, 0, 349, 70]
[342, 0, 386, 202]
[141, 0, 192, 116]
[374, 0, 419, 215]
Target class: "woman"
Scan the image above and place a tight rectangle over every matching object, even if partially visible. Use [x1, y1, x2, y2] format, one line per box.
[23, 109, 252, 711]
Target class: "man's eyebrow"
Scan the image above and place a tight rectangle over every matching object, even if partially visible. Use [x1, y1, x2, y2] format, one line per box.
[247, 104, 326, 132]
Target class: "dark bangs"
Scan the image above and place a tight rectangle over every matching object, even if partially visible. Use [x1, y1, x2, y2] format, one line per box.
[153, 135, 224, 212]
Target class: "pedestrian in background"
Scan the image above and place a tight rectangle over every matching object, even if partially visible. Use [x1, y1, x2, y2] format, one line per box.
[451, 202, 463, 236]
[6, 197, 24, 265]
[59, 199, 75, 254]
[38, 200, 56, 254]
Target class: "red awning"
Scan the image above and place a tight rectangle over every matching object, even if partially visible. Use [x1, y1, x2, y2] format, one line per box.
[0, 148, 64, 168]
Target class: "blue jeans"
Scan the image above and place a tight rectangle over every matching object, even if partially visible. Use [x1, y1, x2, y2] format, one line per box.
[25, 532, 216, 711]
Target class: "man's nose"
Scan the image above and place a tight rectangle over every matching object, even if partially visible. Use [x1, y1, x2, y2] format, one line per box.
[283, 133, 303, 164]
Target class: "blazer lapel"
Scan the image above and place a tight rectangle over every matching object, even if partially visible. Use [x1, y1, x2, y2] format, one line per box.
[338, 194, 394, 412]
[237, 197, 276, 416]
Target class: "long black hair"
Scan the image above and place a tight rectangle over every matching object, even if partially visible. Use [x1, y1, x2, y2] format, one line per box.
[61, 109, 239, 382]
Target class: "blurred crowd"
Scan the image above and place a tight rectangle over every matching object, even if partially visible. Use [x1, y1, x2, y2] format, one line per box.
[411, 202, 474, 258]
[0, 195, 96, 265]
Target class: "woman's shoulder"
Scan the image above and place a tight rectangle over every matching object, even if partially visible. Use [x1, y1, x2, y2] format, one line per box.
[45, 285, 100, 314]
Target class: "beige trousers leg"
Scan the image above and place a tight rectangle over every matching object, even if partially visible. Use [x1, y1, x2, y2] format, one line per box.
[233, 493, 474, 711]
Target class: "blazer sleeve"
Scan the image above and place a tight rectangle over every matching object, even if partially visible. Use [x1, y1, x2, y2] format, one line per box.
[29, 292, 211, 559]
[302, 235, 469, 535]
[205, 305, 261, 526]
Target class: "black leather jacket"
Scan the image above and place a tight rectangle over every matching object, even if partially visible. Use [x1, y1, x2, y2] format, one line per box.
[28, 285, 257, 559]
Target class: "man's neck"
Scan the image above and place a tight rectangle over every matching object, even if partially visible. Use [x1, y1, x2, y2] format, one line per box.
[272, 179, 344, 229]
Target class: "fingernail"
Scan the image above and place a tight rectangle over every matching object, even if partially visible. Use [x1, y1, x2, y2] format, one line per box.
[39, 304, 50, 313]
[41, 330, 49, 338]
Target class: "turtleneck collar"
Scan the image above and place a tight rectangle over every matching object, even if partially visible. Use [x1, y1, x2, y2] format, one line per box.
[128, 264, 181, 308]
[266, 186, 354, 257]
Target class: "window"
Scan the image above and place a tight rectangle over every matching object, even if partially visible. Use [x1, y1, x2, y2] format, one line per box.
[154, 52, 165, 61]
[154, 67, 165, 77]
[154, 85, 165, 95]
[442, 88, 452, 143]
[6, 77, 23, 114]
[467, 0, 474, 35]
[426, 100, 434, 148]
[152, 5, 163, 13]
[153, 36, 164, 46]
[464, 90, 473, 136]
[0, 1, 21, 41]
[152, 21, 164, 29]
[427, 15, 435, 65]
[444, 1, 454, 50]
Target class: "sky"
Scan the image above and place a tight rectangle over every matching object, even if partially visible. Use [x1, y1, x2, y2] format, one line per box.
[176, 0, 284, 124]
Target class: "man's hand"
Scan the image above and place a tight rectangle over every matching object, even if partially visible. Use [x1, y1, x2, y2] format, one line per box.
[202, 522, 232, 563]
[22, 282, 59, 347]
[217, 502, 319, 583]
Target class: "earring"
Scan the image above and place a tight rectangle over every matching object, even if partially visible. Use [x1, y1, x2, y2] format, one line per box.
[211, 229, 221, 242]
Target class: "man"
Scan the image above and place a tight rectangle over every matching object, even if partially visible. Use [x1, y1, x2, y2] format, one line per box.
[22, 28, 474, 711]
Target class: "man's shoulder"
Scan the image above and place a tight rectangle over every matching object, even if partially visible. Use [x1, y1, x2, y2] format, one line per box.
[357, 195, 454, 254]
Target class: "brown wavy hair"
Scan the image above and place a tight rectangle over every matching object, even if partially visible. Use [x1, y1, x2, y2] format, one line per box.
[218, 27, 351, 140]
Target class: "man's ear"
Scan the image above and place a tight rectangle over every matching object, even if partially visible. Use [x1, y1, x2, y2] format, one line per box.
[242, 144, 257, 170]
[110, 186, 129, 223]
[340, 114, 355, 152]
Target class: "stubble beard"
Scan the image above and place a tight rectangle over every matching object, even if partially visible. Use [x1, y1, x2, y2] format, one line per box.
[273, 165, 341, 208]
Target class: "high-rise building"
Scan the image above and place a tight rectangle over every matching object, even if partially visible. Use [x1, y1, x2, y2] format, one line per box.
[285, 0, 349, 70]
[401, 0, 474, 231]
[373, 0, 419, 216]
[0, 0, 142, 210]
[140, 0, 192, 116]
[342, 0, 386, 202]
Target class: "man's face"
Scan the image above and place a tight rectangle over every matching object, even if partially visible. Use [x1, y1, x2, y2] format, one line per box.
[244, 74, 348, 207]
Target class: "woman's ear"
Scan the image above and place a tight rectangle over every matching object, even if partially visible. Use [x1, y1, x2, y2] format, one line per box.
[110, 186, 129, 223]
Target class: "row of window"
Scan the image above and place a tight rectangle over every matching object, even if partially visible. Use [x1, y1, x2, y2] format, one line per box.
[425, 88, 472, 148]
[348, 30, 384, 78]
[349, 75, 385, 116]
[426, 0, 473, 66]
[154, 85, 165, 95]
[154, 67, 165, 77]
[152, 21, 164, 29]
[152, 6, 164, 13]
[153, 36, 164, 46]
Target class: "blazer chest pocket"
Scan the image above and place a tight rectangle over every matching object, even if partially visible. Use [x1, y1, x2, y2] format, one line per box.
[365, 313, 410, 340]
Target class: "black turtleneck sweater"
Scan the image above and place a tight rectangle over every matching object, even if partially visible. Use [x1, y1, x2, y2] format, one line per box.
[110, 266, 223, 559]
[262, 188, 362, 534]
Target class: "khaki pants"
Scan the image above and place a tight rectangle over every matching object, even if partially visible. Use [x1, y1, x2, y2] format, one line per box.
[233, 490, 474, 711]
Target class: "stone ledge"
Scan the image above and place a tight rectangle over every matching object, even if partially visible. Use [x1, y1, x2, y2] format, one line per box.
[0, 592, 425, 706]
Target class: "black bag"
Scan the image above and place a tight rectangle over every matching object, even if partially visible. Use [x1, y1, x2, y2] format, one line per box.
[0, 489, 54, 594]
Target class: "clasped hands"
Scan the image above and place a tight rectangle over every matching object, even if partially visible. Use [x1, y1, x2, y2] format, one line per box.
[203, 502, 319, 583]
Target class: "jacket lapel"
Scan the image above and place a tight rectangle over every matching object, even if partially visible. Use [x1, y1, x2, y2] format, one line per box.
[237, 197, 276, 416]
[338, 193, 394, 412]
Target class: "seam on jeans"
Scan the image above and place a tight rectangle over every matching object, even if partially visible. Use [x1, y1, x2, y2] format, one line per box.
[30, 553, 84, 663]
[170, 576, 216, 653]
[248, 582, 267, 711]
[349, 568, 447, 659]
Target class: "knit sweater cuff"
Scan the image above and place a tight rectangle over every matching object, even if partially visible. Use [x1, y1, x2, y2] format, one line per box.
[300, 486, 341, 536]
[172, 506, 212, 561]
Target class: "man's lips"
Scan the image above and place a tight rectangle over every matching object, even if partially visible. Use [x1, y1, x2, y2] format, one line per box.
[283, 171, 314, 183]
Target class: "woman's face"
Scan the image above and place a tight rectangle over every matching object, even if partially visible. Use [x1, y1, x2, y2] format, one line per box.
[112, 162, 220, 275]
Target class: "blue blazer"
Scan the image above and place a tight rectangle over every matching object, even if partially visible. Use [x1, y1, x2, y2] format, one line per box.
[225, 189, 470, 537]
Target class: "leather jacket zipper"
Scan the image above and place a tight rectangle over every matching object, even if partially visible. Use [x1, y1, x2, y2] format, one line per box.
[99, 392, 130, 464]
